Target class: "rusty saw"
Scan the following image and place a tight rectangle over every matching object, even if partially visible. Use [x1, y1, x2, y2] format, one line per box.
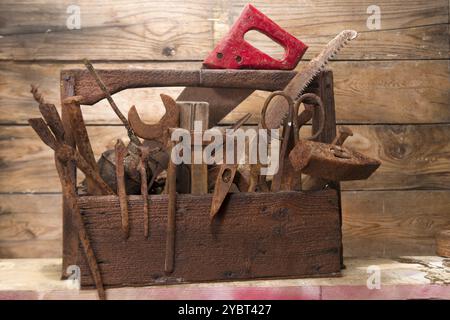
[264, 30, 358, 129]
[177, 4, 308, 127]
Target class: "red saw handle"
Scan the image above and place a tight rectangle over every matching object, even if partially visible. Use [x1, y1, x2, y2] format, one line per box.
[203, 4, 308, 70]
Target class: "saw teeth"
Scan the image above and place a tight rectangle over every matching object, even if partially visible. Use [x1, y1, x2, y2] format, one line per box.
[294, 30, 357, 100]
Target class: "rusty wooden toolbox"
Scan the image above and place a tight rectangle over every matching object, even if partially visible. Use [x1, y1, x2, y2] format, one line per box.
[58, 68, 343, 290]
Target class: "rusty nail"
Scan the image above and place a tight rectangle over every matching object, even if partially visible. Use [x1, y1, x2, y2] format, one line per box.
[165, 141, 177, 274]
[332, 126, 353, 146]
[115, 139, 129, 239]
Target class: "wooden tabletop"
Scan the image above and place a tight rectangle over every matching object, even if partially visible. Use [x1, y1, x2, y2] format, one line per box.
[0, 256, 448, 300]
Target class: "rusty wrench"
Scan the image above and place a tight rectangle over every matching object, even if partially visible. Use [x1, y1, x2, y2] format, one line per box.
[128, 94, 180, 147]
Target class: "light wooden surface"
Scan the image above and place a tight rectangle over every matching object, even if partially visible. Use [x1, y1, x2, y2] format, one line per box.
[0, 0, 449, 259]
[0, 257, 448, 299]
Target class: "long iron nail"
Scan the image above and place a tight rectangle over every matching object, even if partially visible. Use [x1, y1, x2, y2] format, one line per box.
[115, 139, 129, 239]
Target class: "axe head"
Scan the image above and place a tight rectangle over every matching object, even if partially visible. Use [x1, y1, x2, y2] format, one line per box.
[203, 4, 308, 70]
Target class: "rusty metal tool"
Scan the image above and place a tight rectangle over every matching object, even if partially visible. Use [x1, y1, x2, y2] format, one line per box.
[289, 128, 381, 182]
[302, 126, 353, 191]
[246, 98, 319, 193]
[128, 94, 180, 148]
[247, 163, 264, 192]
[165, 141, 177, 274]
[63, 95, 102, 194]
[115, 139, 129, 238]
[137, 144, 160, 238]
[29, 90, 114, 195]
[261, 92, 324, 192]
[97, 139, 168, 195]
[209, 113, 252, 219]
[203, 4, 307, 70]
[180, 4, 308, 127]
[84, 59, 141, 146]
[54, 158, 106, 299]
[138, 151, 149, 238]
[28, 116, 107, 299]
[332, 126, 354, 146]
[29, 118, 114, 195]
[31, 85, 65, 142]
[264, 30, 358, 129]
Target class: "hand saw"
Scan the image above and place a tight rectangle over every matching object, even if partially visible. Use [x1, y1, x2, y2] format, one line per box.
[208, 30, 358, 213]
[177, 4, 307, 127]
[264, 30, 358, 129]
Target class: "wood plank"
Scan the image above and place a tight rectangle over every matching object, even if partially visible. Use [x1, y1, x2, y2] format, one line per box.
[74, 191, 341, 288]
[0, 240, 61, 259]
[1, 257, 449, 300]
[340, 124, 450, 190]
[229, 0, 449, 35]
[219, 0, 449, 60]
[1, 60, 448, 125]
[1, 124, 448, 193]
[5, 0, 446, 35]
[233, 25, 449, 61]
[1, 0, 447, 60]
[1, 190, 449, 258]
[0, 61, 199, 125]
[0, 194, 62, 258]
[0, 0, 214, 61]
[342, 191, 450, 257]
[228, 60, 450, 125]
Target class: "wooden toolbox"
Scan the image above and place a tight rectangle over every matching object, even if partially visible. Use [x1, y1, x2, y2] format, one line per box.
[60, 68, 343, 289]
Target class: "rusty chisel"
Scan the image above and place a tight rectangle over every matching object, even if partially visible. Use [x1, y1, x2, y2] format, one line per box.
[209, 113, 252, 219]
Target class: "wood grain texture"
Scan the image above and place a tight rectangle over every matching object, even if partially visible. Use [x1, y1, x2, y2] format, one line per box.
[75, 191, 341, 287]
[1, 191, 449, 259]
[224, 60, 450, 124]
[214, 0, 448, 60]
[2, 257, 449, 300]
[229, 0, 449, 34]
[1, 60, 448, 125]
[0, 0, 449, 262]
[342, 191, 450, 257]
[0, 61, 198, 125]
[0, 194, 62, 258]
[1, 0, 447, 60]
[238, 25, 449, 61]
[1, 124, 448, 193]
[0, 0, 213, 61]
[340, 124, 450, 191]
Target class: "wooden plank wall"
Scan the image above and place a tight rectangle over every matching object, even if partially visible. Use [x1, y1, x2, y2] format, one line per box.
[0, 0, 449, 258]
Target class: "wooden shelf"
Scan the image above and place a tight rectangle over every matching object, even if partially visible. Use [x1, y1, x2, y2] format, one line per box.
[0, 257, 448, 300]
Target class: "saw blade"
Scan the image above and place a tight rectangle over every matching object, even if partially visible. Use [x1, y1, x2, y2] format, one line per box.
[265, 30, 358, 129]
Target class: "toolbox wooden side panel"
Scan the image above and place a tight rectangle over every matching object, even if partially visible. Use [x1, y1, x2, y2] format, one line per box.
[76, 191, 341, 288]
